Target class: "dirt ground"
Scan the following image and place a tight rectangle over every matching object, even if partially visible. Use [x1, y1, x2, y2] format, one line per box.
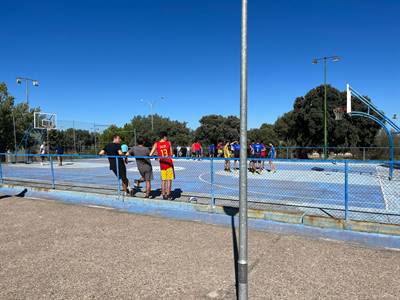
[1, 196, 400, 299]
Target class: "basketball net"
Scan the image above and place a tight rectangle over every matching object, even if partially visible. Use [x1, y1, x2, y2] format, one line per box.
[333, 107, 346, 121]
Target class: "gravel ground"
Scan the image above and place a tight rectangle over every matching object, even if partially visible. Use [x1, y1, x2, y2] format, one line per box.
[1, 196, 400, 299]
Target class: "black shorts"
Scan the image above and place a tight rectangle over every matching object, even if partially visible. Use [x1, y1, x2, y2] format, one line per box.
[253, 153, 261, 159]
[111, 163, 127, 181]
[234, 150, 240, 159]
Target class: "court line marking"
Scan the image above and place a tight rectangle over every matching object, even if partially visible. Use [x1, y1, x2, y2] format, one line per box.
[198, 172, 386, 208]
[198, 172, 340, 203]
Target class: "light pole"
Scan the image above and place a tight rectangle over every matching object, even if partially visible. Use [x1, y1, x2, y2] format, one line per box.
[239, 0, 248, 299]
[312, 56, 340, 159]
[140, 97, 166, 131]
[14, 77, 39, 158]
[16, 77, 39, 106]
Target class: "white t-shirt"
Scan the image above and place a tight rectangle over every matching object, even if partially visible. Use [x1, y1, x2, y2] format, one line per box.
[40, 144, 47, 154]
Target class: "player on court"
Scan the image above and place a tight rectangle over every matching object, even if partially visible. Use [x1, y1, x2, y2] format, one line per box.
[40, 142, 48, 166]
[223, 141, 232, 172]
[260, 143, 266, 171]
[268, 143, 277, 173]
[150, 132, 175, 200]
[232, 141, 240, 170]
[251, 141, 264, 173]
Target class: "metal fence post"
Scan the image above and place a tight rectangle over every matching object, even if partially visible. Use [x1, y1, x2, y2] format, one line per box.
[49, 155, 55, 189]
[362, 147, 366, 161]
[286, 147, 289, 159]
[344, 160, 349, 221]
[210, 157, 215, 206]
[115, 155, 121, 199]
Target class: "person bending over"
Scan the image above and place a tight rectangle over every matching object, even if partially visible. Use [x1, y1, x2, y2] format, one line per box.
[127, 138, 153, 198]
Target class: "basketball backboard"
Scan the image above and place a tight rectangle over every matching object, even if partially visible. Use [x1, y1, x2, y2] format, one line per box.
[34, 112, 57, 130]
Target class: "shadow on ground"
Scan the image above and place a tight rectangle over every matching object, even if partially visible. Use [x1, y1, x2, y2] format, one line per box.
[0, 188, 28, 200]
[223, 206, 239, 299]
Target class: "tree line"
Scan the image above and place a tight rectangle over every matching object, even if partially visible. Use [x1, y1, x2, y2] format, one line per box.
[1, 81, 396, 156]
[102, 85, 387, 150]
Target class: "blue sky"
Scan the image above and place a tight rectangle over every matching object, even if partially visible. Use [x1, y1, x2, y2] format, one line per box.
[1, 0, 399, 129]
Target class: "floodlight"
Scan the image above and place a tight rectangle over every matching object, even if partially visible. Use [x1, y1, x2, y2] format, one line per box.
[33, 80, 39, 87]
[333, 56, 340, 62]
[16, 78, 22, 84]
[312, 59, 318, 64]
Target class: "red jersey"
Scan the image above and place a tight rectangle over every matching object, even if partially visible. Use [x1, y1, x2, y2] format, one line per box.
[156, 140, 174, 170]
[261, 144, 266, 157]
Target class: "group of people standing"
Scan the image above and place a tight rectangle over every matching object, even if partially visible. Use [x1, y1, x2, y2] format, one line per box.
[99, 134, 276, 199]
[217, 141, 276, 174]
[175, 141, 203, 158]
[99, 132, 175, 199]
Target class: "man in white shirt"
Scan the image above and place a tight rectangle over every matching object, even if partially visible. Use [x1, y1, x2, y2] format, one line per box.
[40, 142, 48, 166]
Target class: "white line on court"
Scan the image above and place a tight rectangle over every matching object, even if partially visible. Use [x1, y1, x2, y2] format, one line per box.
[197, 172, 336, 203]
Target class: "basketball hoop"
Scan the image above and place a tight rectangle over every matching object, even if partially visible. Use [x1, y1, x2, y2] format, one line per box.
[333, 107, 346, 121]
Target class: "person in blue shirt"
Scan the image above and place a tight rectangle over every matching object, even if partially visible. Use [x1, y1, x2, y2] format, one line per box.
[250, 142, 264, 173]
[268, 143, 276, 173]
[209, 144, 215, 157]
[231, 141, 240, 170]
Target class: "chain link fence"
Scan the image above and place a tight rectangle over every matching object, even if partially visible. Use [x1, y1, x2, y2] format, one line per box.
[1, 154, 399, 226]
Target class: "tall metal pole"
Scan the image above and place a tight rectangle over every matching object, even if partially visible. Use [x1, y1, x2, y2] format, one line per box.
[12, 112, 18, 162]
[238, 0, 248, 298]
[25, 80, 29, 105]
[150, 102, 154, 131]
[94, 122, 97, 153]
[323, 58, 328, 159]
[73, 120, 77, 153]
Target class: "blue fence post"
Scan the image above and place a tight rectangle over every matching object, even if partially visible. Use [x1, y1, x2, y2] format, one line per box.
[389, 146, 394, 180]
[49, 155, 55, 189]
[344, 160, 349, 221]
[115, 156, 121, 199]
[286, 147, 289, 159]
[210, 157, 215, 207]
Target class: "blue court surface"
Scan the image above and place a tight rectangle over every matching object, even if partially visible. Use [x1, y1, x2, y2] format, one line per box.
[2, 158, 399, 215]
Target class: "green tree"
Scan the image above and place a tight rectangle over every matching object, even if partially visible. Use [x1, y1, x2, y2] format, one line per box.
[274, 85, 381, 148]
[0, 82, 40, 155]
[100, 115, 192, 148]
[194, 115, 240, 146]
[248, 123, 279, 145]
[0, 83, 15, 154]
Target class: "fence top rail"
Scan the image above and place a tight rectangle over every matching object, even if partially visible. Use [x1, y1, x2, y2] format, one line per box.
[0, 152, 399, 165]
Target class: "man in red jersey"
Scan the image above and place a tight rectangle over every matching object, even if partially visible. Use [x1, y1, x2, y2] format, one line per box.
[150, 132, 175, 200]
[260, 143, 266, 171]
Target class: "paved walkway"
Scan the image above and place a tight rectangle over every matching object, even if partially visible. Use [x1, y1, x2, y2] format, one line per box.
[1, 196, 400, 299]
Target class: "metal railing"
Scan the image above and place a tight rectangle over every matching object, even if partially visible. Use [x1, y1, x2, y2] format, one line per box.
[14, 146, 400, 160]
[1, 153, 399, 225]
